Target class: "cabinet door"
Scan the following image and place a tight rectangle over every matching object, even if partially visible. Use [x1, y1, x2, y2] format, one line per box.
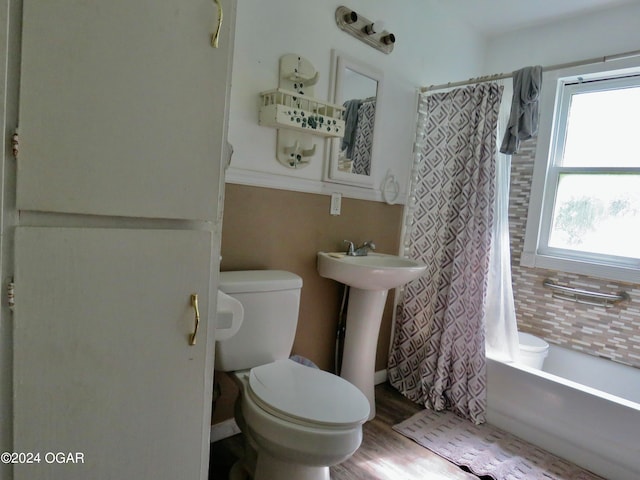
[16, 0, 233, 220]
[13, 227, 213, 480]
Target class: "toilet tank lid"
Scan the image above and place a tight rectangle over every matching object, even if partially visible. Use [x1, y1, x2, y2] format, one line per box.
[219, 270, 302, 293]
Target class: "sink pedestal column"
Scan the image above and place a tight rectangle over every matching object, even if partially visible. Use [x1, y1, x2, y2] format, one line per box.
[340, 287, 388, 421]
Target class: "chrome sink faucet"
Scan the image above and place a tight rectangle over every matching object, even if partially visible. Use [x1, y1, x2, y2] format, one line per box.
[344, 240, 376, 256]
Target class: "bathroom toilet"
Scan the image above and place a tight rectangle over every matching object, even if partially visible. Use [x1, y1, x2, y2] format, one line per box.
[518, 332, 549, 370]
[215, 270, 370, 480]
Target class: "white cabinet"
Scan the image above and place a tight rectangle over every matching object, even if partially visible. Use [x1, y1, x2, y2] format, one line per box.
[14, 227, 213, 480]
[9, 1, 236, 479]
[16, 0, 232, 221]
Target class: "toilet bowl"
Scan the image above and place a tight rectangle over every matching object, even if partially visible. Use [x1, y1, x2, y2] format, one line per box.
[234, 359, 369, 480]
[518, 332, 549, 370]
[215, 270, 370, 480]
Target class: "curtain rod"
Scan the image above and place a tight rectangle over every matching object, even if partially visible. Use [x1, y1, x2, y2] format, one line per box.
[420, 48, 640, 93]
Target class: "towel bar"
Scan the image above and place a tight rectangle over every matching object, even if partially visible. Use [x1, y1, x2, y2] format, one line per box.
[542, 279, 629, 308]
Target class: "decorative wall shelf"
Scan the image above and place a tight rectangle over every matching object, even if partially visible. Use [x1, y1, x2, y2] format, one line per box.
[258, 54, 345, 169]
[259, 88, 345, 137]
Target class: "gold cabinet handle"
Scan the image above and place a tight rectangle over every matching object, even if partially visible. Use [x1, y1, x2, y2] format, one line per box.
[211, 0, 223, 48]
[189, 294, 200, 346]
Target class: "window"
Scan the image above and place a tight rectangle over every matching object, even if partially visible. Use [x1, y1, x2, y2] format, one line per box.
[522, 61, 640, 283]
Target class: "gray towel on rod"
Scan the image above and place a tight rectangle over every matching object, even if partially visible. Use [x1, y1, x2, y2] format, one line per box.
[341, 99, 362, 158]
[500, 65, 542, 154]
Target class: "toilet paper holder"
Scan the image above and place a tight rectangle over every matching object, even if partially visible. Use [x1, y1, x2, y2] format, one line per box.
[215, 290, 244, 341]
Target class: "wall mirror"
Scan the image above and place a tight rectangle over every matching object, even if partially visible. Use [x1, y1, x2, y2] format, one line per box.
[325, 50, 384, 188]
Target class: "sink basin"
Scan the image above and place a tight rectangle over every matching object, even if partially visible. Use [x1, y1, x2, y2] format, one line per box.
[317, 251, 427, 420]
[317, 252, 427, 290]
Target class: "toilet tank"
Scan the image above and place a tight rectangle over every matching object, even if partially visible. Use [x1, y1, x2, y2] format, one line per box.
[215, 270, 302, 372]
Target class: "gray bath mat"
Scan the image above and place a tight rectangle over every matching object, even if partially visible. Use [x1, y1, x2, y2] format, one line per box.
[393, 409, 604, 480]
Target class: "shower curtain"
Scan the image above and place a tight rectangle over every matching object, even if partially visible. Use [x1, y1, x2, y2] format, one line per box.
[484, 80, 520, 363]
[388, 83, 503, 424]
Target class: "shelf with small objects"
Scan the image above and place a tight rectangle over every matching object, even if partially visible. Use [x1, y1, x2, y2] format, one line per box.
[258, 54, 345, 169]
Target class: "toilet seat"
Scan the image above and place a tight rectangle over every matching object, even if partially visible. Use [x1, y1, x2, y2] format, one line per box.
[248, 359, 370, 428]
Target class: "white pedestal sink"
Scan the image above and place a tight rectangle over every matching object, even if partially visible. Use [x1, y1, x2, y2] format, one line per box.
[317, 252, 427, 420]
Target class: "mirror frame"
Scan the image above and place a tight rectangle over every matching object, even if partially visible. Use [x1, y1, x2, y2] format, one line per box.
[325, 50, 384, 188]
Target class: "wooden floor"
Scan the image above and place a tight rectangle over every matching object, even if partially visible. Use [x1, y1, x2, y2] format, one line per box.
[209, 383, 478, 479]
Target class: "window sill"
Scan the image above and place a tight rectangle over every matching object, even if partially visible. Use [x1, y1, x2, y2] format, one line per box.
[520, 251, 640, 284]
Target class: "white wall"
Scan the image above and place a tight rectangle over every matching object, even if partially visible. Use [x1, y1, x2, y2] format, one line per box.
[226, 0, 486, 202]
[483, 2, 640, 73]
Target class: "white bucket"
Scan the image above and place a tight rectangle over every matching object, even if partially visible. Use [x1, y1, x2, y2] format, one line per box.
[518, 332, 549, 370]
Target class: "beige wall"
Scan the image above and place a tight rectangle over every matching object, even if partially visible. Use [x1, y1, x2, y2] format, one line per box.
[213, 183, 403, 423]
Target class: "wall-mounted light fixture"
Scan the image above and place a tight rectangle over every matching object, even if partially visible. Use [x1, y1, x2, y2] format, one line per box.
[335, 6, 395, 54]
[363, 20, 384, 35]
[342, 10, 358, 24]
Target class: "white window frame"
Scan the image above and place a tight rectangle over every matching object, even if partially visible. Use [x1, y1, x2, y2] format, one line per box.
[522, 57, 640, 283]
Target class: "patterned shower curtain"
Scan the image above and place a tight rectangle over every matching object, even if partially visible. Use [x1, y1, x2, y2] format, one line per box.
[388, 83, 503, 424]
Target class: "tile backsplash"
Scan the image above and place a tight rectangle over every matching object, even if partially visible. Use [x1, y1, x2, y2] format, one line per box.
[508, 139, 640, 368]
